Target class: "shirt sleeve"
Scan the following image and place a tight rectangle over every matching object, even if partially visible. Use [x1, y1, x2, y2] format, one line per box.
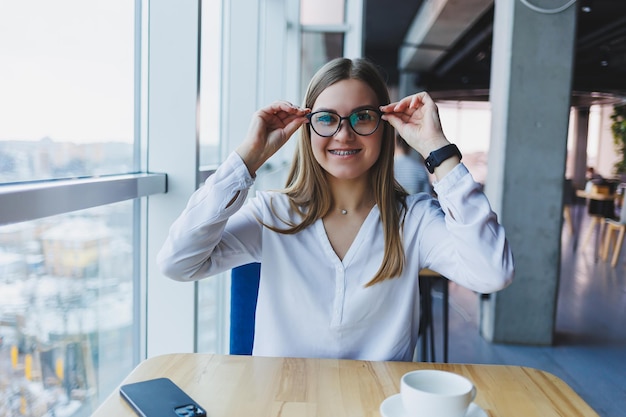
[416, 163, 514, 293]
[156, 152, 262, 281]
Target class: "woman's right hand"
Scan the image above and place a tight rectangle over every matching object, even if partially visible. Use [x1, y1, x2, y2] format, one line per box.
[236, 101, 310, 176]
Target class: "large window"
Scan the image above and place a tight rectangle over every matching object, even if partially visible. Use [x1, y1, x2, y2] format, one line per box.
[0, 1, 165, 416]
[438, 101, 492, 184]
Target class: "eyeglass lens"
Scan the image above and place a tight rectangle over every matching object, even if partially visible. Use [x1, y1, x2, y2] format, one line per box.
[309, 109, 381, 137]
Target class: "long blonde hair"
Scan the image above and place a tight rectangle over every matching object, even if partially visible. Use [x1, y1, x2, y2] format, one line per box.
[268, 57, 407, 286]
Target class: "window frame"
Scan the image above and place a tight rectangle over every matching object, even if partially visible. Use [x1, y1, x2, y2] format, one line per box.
[0, 174, 165, 226]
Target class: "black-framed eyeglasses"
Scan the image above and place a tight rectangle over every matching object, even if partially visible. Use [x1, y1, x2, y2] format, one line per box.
[306, 108, 383, 137]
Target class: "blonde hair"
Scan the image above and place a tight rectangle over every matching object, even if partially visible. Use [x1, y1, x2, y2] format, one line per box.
[267, 58, 407, 287]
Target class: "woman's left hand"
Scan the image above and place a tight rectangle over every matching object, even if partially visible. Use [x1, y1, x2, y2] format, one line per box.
[380, 92, 449, 157]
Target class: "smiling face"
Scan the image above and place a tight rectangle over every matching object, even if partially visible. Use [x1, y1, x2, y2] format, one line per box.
[309, 79, 383, 182]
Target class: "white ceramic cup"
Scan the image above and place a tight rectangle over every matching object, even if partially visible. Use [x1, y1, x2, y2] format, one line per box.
[400, 370, 476, 417]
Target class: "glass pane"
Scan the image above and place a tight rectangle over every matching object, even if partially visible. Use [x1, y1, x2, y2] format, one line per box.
[199, 0, 223, 168]
[300, 0, 345, 25]
[196, 275, 228, 353]
[0, 0, 135, 183]
[0, 200, 137, 416]
[196, 0, 227, 355]
[438, 101, 491, 184]
[301, 32, 344, 97]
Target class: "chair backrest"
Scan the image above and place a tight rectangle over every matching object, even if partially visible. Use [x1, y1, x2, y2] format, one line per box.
[229, 262, 261, 355]
[586, 180, 616, 218]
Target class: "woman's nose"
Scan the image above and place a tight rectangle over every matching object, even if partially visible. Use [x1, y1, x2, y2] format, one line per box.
[334, 120, 355, 140]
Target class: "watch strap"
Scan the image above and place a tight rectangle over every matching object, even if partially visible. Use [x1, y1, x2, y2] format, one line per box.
[424, 144, 462, 174]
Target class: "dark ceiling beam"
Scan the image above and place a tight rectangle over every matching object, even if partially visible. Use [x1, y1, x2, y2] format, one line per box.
[399, 0, 493, 72]
[577, 15, 626, 52]
[434, 23, 493, 78]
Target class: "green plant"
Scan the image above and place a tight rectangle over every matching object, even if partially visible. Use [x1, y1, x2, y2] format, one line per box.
[610, 104, 626, 175]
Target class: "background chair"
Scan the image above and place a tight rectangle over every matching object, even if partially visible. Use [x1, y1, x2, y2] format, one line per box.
[580, 180, 617, 254]
[601, 204, 626, 267]
[417, 269, 449, 363]
[601, 220, 625, 267]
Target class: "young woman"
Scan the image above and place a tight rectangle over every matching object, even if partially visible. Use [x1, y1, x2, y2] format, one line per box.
[157, 57, 514, 361]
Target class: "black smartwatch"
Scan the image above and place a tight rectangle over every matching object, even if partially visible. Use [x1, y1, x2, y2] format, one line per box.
[424, 144, 462, 174]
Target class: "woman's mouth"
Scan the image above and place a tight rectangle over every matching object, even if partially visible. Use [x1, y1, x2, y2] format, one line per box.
[329, 149, 360, 156]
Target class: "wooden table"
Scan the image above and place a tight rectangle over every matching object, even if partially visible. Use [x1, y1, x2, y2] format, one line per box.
[91, 354, 599, 417]
[575, 189, 616, 202]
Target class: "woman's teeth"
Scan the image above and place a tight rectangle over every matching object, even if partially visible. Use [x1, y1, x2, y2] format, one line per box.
[329, 150, 359, 156]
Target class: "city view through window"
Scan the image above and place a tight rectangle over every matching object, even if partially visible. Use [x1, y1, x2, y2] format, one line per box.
[0, 1, 138, 416]
[0, 203, 135, 417]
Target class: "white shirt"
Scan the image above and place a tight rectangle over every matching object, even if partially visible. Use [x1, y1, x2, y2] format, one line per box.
[158, 152, 514, 361]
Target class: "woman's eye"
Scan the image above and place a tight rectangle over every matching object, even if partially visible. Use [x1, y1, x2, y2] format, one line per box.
[353, 111, 374, 123]
[316, 113, 337, 125]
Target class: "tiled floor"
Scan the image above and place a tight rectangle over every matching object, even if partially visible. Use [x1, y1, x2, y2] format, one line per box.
[427, 210, 626, 417]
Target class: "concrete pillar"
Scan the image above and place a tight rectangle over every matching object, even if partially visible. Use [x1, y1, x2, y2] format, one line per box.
[480, 0, 577, 344]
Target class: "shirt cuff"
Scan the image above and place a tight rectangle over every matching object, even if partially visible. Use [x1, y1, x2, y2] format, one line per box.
[184, 152, 255, 220]
[214, 151, 255, 190]
[432, 162, 470, 195]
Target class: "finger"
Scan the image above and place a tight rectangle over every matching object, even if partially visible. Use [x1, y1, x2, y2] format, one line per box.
[381, 92, 428, 113]
[380, 101, 398, 112]
[381, 102, 408, 116]
[417, 91, 434, 105]
[260, 105, 308, 129]
[271, 100, 308, 116]
[282, 116, 309, 138]
[381, 113, 408, 131]
[409, 94, 424, 109]
[381, 107, 418, 124]
[381, 96, 411, 113]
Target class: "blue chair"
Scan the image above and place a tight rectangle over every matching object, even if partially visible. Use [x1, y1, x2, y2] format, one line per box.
[229, 262, 261, 355]
[229, 262, 447, 362]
